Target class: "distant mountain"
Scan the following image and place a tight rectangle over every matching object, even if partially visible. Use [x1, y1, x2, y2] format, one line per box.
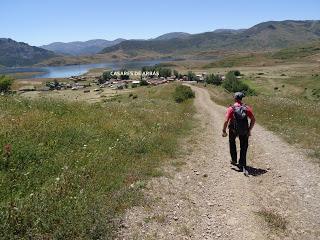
[101, 20, 320, 55]
[155, 32, 191, 40]
[41, 38, 125, 56]
[212, 29, 246, 33]
[0, 38, 56, 67]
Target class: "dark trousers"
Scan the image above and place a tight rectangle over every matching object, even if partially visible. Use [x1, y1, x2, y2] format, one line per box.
[229, 129, 249, 167]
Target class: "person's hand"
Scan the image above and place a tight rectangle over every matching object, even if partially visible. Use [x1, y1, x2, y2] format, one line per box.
[222, 131, 228, 137]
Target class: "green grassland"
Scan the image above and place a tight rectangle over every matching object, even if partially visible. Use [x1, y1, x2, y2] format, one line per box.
[0, 84, 194, 239]
[203, 41, 320, 68]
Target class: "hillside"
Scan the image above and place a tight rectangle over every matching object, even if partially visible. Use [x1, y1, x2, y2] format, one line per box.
[0, 38, 56, 67]
[203, 40, 320, 68]
[41, 38, 125, 56]
[155, 32, 191, 40]
[101, 20, 320, 55]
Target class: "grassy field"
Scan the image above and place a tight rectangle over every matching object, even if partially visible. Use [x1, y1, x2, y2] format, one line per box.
[203, 71, 320, 160]
[0, 83, 194, 239]
[203, 41, 320, 69]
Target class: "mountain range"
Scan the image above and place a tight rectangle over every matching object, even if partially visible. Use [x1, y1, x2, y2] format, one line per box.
[1, 20, 320, 67]
[40, 38, 125, 56]
[101, 20, 320, 54]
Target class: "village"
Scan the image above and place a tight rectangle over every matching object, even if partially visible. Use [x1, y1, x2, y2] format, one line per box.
[17, 68, 213, 93]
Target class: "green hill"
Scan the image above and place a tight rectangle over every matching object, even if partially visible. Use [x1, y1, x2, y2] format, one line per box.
[0, 38, 56, 67]
[203, 40, 320, 68]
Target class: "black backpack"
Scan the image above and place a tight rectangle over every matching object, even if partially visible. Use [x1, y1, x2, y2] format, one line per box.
[231, 105, 249, 136]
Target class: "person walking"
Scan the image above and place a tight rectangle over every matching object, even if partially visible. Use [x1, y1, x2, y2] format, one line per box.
[222, 92, 255, 176]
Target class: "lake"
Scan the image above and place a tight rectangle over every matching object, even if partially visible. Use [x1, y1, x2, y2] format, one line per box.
[0, 59, 168, 79]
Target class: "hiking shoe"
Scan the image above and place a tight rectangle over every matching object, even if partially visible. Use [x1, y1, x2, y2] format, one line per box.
[243, 167, 249, 177]
[230, 160, 237, 166]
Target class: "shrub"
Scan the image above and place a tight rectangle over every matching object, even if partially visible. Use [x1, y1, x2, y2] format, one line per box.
[140, 80, 149, 86]
[187, 71, 198, 81]
[0, 75, 14, 92]
[173, 70, 179, 78]
[231, 70, 241, 76]
[158, 68, 172, 78]
[120, 74, 130, 80]
[102, 71, 113, 81]
[222, 72, 256, 96]
[205, 74, 222, 85]
[173, 85, 195, 103]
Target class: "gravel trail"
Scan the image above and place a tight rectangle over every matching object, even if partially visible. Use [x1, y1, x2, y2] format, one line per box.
[117, 85, 320, 240]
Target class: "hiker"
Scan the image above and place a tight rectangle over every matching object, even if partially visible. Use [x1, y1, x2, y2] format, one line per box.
[222, 92, 255, 176]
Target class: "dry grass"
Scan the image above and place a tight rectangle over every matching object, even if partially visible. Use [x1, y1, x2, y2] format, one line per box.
[0, 83, 194, 239]
[256, 209, 287, 232]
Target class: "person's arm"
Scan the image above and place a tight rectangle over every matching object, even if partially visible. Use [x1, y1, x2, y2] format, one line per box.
[222, 107, 231, 137]
[222, 119, 229, 137]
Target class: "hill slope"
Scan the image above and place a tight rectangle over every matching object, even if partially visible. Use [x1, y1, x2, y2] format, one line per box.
[203, 40, 320, 68]
[154, 32, 191, 40]
[41, 38, 125, 56]
[101, 20, 320, 55]
[0, 38, 56, 67]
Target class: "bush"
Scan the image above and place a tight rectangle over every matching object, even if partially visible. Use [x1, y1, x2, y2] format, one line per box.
[222, 72, 256, 95]
[142, 66, 172, 78]
[173, 85, 195, 103]
[205, 74, 222, 85]
[232, 70, 241, 76]
[120, 74, 129, 80]
[173, 70, 179, 78]
[158, 68, 172, 78]
[187, 71, 198, 81]
[0, 75, 13, 92]
[102, 71, 113, 81]
[140, 80, 149, 86]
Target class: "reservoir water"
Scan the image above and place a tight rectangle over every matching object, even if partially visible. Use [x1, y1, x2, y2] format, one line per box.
[0, 59, 167, 79]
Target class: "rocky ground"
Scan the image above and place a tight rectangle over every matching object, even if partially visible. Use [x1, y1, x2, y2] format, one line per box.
[116, 85, 320, 240]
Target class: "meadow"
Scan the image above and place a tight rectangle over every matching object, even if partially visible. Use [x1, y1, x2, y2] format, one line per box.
[0, 84, 194, 239]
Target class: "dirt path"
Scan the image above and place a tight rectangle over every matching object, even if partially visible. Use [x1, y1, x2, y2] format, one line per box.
[117, 85, 320, 240]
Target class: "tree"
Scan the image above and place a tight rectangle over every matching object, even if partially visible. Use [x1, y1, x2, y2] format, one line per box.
[118, 69, 130, 80]
[205, 74, 222, 85]
[158, 68, 172, 78]
[187, 71, 198, 81]
[222, 71, 256, 95]
[141, 66, 157, 78]
[119, 74, 130, 80]
[0, 75, 13, 92]
[102, 71, 114, 82]
[173, 70, 179, 78]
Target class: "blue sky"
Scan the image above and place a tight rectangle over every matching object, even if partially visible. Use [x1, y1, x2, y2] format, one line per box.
[1, 0, 319, 46]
